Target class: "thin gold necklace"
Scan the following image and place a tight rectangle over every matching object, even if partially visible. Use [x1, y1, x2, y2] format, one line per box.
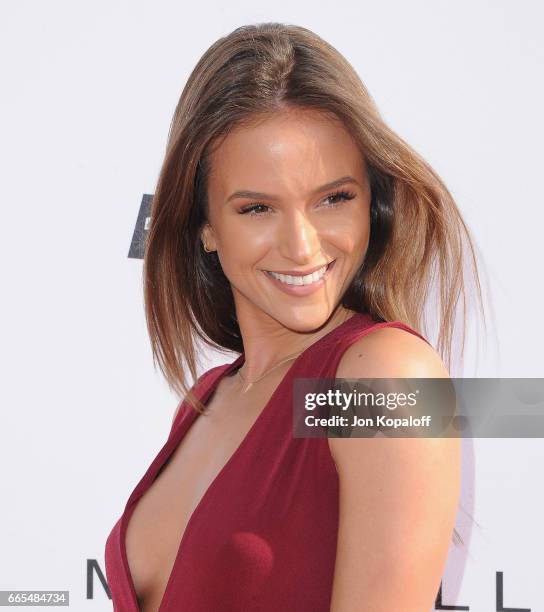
[236, 349, 304, 394]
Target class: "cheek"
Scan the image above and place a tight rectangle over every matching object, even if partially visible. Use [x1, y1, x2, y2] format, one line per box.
[215, 202, 370, 266]
[321, 210, 370, 254]
[215, 216, 271, 270]
[229, 226, 271, 252]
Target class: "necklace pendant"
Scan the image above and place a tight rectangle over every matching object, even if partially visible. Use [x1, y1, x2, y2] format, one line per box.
[241, 381, 253, 394]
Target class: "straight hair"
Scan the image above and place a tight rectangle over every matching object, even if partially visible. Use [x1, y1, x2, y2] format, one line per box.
[144, 22, 485, 421]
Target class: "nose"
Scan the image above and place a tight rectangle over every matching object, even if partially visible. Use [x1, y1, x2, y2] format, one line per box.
[278, 208, 322, 264]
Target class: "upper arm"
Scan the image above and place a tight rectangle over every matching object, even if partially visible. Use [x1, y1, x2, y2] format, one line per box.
[328, 327, 461, 611]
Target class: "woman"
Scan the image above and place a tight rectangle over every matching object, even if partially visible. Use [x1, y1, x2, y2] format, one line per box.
[105, 22, 483, 611]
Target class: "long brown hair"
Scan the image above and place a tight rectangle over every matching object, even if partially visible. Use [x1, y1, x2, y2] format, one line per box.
[143, 22, 485, 419]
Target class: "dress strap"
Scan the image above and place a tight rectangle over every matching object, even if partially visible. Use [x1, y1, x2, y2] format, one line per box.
[169, 364, 229, 433]
[305, 317, 431, 380]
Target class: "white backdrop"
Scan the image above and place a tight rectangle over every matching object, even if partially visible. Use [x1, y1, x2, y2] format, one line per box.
[1, 1, 543, 610]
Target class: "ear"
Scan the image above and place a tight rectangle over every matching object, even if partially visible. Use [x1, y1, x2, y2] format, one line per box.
[200, 223, 218, 252]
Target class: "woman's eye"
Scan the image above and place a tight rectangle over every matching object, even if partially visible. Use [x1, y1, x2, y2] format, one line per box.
[237, 190, 355, 216]
[238, 203, 271, 216]
[322, 190, 356, 207]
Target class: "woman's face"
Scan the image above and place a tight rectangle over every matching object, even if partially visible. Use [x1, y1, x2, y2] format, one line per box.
[202, 108, 371, 332]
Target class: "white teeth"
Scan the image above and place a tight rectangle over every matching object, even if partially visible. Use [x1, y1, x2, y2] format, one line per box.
[267, 263, 329, 285]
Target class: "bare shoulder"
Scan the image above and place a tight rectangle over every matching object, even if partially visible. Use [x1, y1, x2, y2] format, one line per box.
[331, 323, 458, 468]
[335, 324, 450, 379]
[328, 325, 461, 610]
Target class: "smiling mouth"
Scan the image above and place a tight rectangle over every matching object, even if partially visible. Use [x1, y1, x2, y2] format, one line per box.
[263, 261, 335, 286]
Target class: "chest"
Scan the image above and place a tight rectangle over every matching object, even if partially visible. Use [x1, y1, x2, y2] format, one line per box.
[123, 371, 285, 611]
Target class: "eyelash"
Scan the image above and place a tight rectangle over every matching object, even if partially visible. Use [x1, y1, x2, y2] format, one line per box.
[237, 190, 356, 217]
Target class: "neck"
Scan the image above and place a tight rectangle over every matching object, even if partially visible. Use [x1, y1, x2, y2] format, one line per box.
[235, 306, 355, 382]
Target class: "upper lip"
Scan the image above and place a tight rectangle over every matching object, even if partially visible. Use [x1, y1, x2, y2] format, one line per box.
[264, 261, 334, 276]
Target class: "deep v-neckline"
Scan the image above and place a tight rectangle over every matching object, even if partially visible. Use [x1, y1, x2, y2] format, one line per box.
[119, 312, 362, 612]
[119, 355, 244, 612]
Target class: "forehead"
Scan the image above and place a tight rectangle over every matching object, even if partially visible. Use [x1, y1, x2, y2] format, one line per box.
[206, 109, 365, 197]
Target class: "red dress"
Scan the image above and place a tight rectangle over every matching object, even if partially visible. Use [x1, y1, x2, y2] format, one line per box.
[104, 312, 428, 611]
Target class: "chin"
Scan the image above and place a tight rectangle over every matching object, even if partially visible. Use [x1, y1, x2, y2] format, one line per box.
[270, 306, 335, 333]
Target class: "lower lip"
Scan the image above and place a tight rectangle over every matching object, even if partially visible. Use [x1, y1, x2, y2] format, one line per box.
[262, 260, 336, 297]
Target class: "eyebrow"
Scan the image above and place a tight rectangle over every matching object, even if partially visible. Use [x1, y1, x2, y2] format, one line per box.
[225, 175, 361, 203]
